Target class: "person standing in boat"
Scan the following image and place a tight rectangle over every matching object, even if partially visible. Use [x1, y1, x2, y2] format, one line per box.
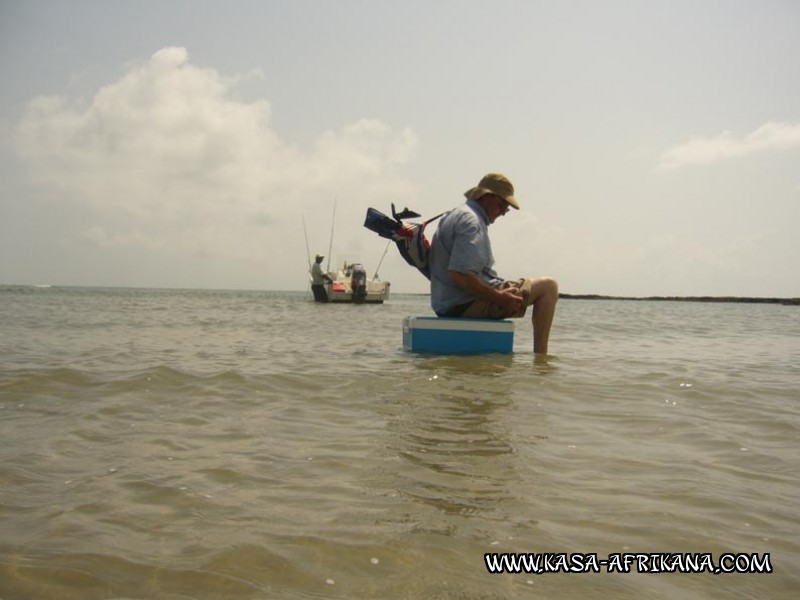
[429, 173, 559, 355]
[310, 254, 332, 303]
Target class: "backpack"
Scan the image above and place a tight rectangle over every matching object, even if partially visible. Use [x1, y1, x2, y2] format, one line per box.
[363, 205, 446, 280]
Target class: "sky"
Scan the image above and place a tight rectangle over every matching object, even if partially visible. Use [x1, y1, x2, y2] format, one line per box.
[1, 0, 799, 297]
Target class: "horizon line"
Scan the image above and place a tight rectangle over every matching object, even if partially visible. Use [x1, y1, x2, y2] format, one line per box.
[1, 283, 798, 305]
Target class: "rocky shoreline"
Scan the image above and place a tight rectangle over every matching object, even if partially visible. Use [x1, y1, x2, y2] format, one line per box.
[559, 294, 800, 306]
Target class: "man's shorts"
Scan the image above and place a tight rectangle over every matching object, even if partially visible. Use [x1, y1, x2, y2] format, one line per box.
[443, 278, 530, 320]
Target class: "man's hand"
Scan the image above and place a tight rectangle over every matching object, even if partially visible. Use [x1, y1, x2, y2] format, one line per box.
[495, 286, 523, 314]
[448, 270, 523, 313]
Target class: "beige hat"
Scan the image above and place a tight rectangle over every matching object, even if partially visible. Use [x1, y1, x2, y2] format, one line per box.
[464, 173, 520, 209]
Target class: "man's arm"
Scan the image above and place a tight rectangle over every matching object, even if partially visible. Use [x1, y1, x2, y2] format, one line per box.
[447, 270, 522, 314]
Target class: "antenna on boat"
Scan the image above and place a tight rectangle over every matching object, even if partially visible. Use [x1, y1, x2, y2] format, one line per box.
[326, 198, 336, 272]
[373, 240, 391, 280]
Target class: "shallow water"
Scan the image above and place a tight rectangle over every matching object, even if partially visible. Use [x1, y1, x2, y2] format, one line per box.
[1, 286, 799, 599]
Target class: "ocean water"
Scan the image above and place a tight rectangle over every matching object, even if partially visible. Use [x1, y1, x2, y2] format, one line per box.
[1, 286, 798, 599]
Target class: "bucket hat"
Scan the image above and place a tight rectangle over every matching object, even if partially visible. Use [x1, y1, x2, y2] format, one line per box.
[464, 173, 520, 209]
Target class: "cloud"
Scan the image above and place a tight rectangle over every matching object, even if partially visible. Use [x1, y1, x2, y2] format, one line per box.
[14, 47, 417, 288]
[658, 121, 800, 170]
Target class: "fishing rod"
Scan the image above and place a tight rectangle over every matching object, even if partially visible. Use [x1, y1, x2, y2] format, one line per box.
[301, 210, 312, 271]
[373, 240, 391, 280]
[301, 210, 314, 297]
[326, 198, 336, 272]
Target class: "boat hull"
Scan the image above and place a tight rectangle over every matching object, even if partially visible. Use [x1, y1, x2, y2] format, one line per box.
[311, 261, 390, 304]
[324, 280, 390, 304]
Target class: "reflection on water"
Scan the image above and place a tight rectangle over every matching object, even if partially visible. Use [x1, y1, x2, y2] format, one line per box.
[393, 388, 514, 521]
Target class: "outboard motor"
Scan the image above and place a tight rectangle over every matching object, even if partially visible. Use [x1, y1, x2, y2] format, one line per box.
[351, 263, 367, 304]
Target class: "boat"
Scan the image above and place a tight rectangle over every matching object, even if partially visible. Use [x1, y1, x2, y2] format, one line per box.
[312, 261, 390, 304]
[304, 198, 391, 304]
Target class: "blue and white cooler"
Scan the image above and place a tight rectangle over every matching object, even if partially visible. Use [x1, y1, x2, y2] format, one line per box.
[402, 316, 514, 354]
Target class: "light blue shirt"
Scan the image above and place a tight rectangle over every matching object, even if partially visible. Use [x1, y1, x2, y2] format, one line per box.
[429, 199, 503, 315]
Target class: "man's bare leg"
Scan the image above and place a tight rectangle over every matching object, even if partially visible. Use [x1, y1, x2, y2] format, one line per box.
[525, 277, 559, 354]
[457, 275, 558, 353]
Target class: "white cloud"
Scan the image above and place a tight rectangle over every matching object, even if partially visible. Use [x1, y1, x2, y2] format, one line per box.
[658, 121, 800, 170]
[14, 47, 417, 288]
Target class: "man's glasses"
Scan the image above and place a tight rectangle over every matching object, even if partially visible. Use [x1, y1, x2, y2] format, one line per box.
[494, 195, 510, 215]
